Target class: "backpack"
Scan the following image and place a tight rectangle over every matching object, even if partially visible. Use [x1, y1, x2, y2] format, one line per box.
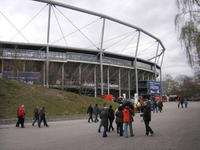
[123, 107, 130, 122]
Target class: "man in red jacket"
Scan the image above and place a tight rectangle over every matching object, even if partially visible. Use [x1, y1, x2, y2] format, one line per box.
[123, 104, 134, 138]
[18, 105, 25, 128]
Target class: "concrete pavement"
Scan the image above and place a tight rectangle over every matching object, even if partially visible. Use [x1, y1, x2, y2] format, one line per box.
[0, 102, 200, 150]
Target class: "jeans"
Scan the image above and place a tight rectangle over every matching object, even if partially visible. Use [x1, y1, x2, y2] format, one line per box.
[153, 106, 158, 113]
[103, 126, 108, 137]
[98, 120, 102, 132]
[124, 122, 133, 137]
[94, 114, 98, 122]
[181, 103, 184, 108]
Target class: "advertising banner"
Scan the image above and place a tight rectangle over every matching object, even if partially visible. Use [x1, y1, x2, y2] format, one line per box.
[147, 80, 161, 95]
[2, 71, 40, 84]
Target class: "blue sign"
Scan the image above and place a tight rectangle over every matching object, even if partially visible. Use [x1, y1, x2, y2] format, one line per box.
[147, 80, 161, 95]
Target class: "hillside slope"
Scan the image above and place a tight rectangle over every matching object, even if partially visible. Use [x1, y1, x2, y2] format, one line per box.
[0, 79, 118, 119]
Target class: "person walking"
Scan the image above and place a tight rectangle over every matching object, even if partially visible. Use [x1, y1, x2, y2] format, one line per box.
[136, 101, 141, 113]
[38, 107, 48, 128]
[142, 101, 154, 136]
[123, 104, 134, 138]
[108, 105, 115, 132]
[32, 106, 39, 126]
[100, 106, 109, 137]
[177, 99, 181, 108]
[180, 98, 184, 108]
[153, 100, 158, 113]
[18, 105, 25, 128]
[98, 103, 106, 133]
[87, 104, 94, 123]
[93, 104, 99, 123]
[115, 105, 123, 136]
[184, 98, 188, 108]
[157, 101, 163, 112]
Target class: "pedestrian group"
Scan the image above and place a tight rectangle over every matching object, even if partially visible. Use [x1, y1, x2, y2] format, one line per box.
[87, 100, 157, 138]
[177, 98, 188, 109]
[16, 105, 49, 128]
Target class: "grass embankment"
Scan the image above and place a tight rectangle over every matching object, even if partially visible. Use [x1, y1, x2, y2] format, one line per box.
[0, 78, 118, 119]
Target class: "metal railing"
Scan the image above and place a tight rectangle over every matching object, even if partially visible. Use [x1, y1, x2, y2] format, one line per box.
[0, 48, 158, 72]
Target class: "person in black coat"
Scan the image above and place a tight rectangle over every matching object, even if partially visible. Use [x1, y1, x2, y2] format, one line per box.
[115, 105, 123, 136]
[100, 106, 109, 137]
[153, 101, 158, 113]
[98, 103, 106, 133]
[108, 105, 115, 132]
[32, 106, 39, 126]
[38, 107, 48, 128]
[142, 101, 154, 136]
[87, 104, 94, 123]
[93, 104, 99, 123]
[180, 98, 184, 108]
[157, 101, 163, 112]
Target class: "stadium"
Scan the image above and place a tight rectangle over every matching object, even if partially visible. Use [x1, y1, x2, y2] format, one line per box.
[0, 0, 165, 99]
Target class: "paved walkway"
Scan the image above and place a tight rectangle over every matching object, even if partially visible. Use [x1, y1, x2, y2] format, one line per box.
[0, 102, 200, 150]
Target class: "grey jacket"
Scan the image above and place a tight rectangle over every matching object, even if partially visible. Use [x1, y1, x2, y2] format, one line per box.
[100, 107, 109, 127]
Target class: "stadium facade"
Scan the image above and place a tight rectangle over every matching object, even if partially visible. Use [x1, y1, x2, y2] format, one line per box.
[0, 0, 165, 99]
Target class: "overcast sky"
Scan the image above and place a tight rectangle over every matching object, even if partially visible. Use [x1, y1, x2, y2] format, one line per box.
[0, 0, 194, 78]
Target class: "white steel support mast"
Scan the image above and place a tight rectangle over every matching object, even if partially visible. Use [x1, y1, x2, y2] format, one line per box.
[154, 42, 159, 80]
[160, 52, 165, 100]
[134, 31, 140, 96]
[46, 3, 52, 88]
[100, 18, 106, 96]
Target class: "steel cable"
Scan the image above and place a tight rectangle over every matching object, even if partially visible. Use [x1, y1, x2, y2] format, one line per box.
[9, 4, 47, 41]
[0, 10, 29, 42]
[52, 6, 68, 46]
[55, 7, 99, 49]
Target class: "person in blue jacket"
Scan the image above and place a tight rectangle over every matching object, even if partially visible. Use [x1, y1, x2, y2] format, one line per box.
[184, 98, 188, 108]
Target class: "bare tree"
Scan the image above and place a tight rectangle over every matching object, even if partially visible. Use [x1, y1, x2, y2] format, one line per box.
[162, 74, 175, 95]
[163, 74, 200, 99]
[175, 0, 200, 72]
